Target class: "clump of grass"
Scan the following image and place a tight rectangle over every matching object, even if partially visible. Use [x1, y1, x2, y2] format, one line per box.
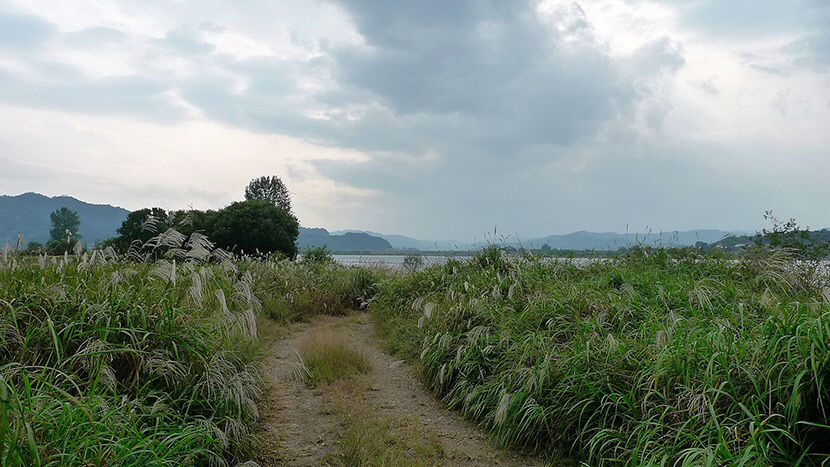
[246, 258, 384, 321]
[371, 246, 830, 465]
[337, 410, 445, 466]
[299, 330, 371, 386]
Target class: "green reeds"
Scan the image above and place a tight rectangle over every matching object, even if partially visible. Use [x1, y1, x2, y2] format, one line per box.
[0, 255, 262, 465]
[372, 246, 830, 465]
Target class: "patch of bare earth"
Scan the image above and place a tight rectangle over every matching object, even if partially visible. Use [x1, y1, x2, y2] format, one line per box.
[256, 313, 546, 466]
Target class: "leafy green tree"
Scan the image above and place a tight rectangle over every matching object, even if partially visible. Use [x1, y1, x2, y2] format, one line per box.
[113, 207, 169, 251]
[49, 207, 81, 241]
[211, 200, 299, 258]
[244, 175, 292, 213]
[168, 209, 220, 238]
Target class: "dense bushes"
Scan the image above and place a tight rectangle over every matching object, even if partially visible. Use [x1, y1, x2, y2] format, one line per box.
[371, 247, 830, 465]
[211, 200, 298, 259]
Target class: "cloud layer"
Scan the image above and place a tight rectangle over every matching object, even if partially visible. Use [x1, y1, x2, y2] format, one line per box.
[0, 0, 828, 238]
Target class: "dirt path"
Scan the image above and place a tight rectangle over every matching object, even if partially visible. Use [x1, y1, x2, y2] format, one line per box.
[256, 313, 546, 466]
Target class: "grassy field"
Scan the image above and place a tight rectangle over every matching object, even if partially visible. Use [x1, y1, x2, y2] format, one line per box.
[372, 247, 830, 465]
[0, 240, 379, 465]
[3, 240, 829, 465]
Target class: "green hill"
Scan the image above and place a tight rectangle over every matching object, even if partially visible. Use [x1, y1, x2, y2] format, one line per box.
[0, 192, 129, 246]
[298, 227, 393, 251]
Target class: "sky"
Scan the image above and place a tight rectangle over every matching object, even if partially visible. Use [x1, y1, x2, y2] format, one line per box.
[0, 0, 828, 240]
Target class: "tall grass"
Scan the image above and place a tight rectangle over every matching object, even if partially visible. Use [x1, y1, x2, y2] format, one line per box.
[0, 229, 386, 465]
[372, 246, 830, 465]
[0, 241, 261, 465]
[246, 259, 382, 322]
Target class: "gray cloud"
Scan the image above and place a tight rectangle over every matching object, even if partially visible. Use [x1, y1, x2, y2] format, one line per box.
[666, 0, 830, 73]
[0, 65, 182, 120]
[271, 0, 688, 229]
[324, 0, 648, 148]
[665, 0, 824, 37]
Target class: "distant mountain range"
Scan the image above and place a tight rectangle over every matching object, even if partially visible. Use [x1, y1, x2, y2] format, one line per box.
[1, 193, 129, 246]
[331, 230, 469, 250]
[527, 229, 747, 251]
[298, 227, 392, 251]
[332, 229, 749, 251]
[2, 192, 751, 252]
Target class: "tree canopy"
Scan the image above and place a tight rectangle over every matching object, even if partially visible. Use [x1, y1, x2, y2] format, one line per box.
[211, 200, 299, 258]
[114, 207, 170, 249]
[49, 207, 80, 241]
[244, 175, 292, 213]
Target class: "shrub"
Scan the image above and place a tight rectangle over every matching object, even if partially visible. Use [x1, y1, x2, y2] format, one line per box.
[301, 246, 334, 264]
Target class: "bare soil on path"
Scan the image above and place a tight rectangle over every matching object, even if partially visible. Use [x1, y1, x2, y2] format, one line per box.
[256, 313, 547, 466]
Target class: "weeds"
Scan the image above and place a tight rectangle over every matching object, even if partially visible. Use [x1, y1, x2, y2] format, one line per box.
[337, 408, 446, 466]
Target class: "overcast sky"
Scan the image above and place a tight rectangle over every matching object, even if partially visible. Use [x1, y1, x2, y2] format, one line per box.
[1, 1, 828, 239]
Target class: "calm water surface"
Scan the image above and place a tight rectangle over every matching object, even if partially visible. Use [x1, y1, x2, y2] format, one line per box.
[332, 255, 467, 268]
[332, 255, 602, 268]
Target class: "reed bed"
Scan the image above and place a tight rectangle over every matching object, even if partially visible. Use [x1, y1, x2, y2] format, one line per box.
[0, 231, 383, 466]
[371, 247, 830, 465]
[246, 259, 381, 322]
[0, 248, 263, 465]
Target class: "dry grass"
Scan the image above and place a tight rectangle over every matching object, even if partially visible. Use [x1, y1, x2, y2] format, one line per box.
[297, 320, 447, 466]
[299, 330, 371, 387]
[327, 373, 446, 466]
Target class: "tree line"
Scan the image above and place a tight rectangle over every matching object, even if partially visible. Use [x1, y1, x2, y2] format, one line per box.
[21, 175, 301, 258]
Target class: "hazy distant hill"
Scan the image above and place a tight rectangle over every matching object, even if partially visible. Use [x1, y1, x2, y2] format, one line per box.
[0, 193, 129, 246]
[333, 229, 747, 251]
[1, 192, 748, 253]
[331, 230, 470, 250]
[298, 227, 393, 251]
[526, 229, 744, 251]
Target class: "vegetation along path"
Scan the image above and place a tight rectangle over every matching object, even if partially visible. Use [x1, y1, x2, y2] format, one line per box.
[256, 313, 545, 466]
